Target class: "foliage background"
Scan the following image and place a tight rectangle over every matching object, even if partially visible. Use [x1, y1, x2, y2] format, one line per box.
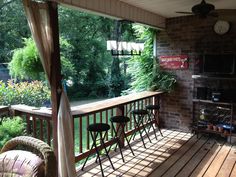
[9, 38, 77, 80]
[1, 0, 176, 100]
[0, 0, 30, 63]
[0, 80, 50, 107]
[0, 116, 25, 149]
[126, 25, 176, 93]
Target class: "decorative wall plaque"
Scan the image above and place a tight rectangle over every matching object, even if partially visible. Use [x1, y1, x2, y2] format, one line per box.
[159, 55, 188, 69]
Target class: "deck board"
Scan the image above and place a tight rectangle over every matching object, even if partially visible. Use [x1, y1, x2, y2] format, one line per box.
[189, 141, 223, 177]
[216, 147, 236, 177]
[161, 136, 207, 177]
[149, 135, 199, 177]
[203, 144, 231, 177]
[76, 129, 236, 177]
[230, 162, 236, 177]
[132, 131, 190, 177]
[175, 138, 215, 177]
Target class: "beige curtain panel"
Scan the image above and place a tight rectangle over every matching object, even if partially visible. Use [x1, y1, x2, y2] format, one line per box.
[22, 0, 52, 81]
[58, 91, 77, 177]
[22, 0, 76, 176]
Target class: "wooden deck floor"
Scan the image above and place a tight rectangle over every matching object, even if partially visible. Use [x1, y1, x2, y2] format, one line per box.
[77, 129, 236, 177]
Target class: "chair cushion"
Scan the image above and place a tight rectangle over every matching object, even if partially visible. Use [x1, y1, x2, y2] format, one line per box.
[0, 150, 45, 177]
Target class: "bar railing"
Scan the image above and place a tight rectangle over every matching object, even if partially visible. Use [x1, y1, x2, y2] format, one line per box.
[10, 105, 52, 146]
[9, 91, 163, 164]
[71, 91, 163, 163]
[0, 106, 9, 123]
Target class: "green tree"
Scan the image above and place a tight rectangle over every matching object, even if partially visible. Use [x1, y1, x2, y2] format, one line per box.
[9, 38, 76, 80]
[108, 21, 136, 97]
[109, 56, 124, 97]
[0, 0, 30, 62]
[59, 7, 114, 98]
[127, 25, 176, 92]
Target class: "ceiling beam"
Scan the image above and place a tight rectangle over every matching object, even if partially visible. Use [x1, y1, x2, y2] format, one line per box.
[52, 0, 166, 29]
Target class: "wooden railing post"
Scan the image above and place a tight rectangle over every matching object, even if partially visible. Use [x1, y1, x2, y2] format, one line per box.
[154, 95, 160, 127]
[116, 105, 125, 148]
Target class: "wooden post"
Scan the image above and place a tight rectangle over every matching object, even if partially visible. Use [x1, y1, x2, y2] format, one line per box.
[116, 105, 125, 147]
[154, 95, 160, 127]
[48, 1, 61, 167]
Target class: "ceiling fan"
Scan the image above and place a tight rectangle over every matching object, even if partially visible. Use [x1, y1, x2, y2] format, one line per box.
[176, 0, 217, 18]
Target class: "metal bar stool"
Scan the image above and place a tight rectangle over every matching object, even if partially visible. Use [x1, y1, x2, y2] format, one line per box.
[146, 104, 163, 137]
[131, 109, 152, 148]
[109, 116, 135, 162]
[81, 123, 115, 177]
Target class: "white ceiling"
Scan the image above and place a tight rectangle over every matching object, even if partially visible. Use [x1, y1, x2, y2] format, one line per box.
[120, 0, 236, 18]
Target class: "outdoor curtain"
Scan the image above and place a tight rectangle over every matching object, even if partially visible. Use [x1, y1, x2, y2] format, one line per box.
[22, 0, 76, 177]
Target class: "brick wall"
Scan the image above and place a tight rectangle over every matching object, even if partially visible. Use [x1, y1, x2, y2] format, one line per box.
[157, 10, 236, 131]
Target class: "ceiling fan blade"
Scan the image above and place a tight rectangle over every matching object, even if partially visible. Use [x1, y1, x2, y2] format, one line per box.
[176, 11, 193, 14]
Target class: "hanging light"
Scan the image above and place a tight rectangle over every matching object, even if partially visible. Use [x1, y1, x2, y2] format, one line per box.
[107, 40, 117, 50]
[107, 40, 144, 57]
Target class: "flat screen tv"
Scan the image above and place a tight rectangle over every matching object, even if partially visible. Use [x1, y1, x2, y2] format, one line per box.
[203, 54, 235, 75]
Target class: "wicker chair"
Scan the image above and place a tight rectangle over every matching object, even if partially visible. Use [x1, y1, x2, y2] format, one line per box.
[0, 136, 56, 177]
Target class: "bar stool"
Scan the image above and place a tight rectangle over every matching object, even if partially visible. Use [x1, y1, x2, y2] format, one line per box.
[110, 116, 135, 162]
[81, 123, 115, 177]
[131, 109, 152, 148]
[146, 104, 163, 137]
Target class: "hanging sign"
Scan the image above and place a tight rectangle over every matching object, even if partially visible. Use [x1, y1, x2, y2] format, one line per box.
[159, 55, 188, 69]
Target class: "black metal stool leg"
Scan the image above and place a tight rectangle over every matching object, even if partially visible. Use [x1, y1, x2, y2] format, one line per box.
[153, 112, 163, 137]
[131, 116, 138, 142]
[121, 124, 135, 156]
[132, 114, 147, 148]
[107, 124, 119, 153]
[94, 132, 105, 177]
[95, 130, 109, 163]
[99, 132, 115, 170]
[139, 115, 152, 143]
[116, 137, 125, 162]
[111, 123, 125, 162]
[147, 113, 158, 140]
[81, 132, 98, 171]
[156, 122, 163, 137]
[132, 119, 137, 141]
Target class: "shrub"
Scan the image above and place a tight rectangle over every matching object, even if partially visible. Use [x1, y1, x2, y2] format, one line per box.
[0, 116, 25, 149]
[0, 80, 50, 107]
[9, 38, 77, 80]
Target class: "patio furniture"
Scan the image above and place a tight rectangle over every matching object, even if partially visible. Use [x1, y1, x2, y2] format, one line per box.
[0, 136, 56, 177]
[81, 123, 115, 177]
[131, 109, 152, 148]
[110, 116, 135, 162]
[146, 104, 163, 137]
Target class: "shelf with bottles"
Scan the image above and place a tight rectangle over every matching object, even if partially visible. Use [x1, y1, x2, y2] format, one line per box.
[193, 104, 236, 142]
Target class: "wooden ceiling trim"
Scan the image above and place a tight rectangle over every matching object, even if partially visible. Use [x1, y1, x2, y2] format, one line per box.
[52, 0, 166, 29]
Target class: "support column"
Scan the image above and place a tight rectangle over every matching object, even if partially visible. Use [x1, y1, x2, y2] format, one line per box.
[48, 1, 61, 165]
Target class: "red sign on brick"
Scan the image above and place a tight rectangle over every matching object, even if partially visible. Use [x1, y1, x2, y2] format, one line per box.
[159, 55, 188, 69]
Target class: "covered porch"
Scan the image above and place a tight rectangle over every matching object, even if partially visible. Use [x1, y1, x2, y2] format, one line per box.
[1, 0, 236, 177]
